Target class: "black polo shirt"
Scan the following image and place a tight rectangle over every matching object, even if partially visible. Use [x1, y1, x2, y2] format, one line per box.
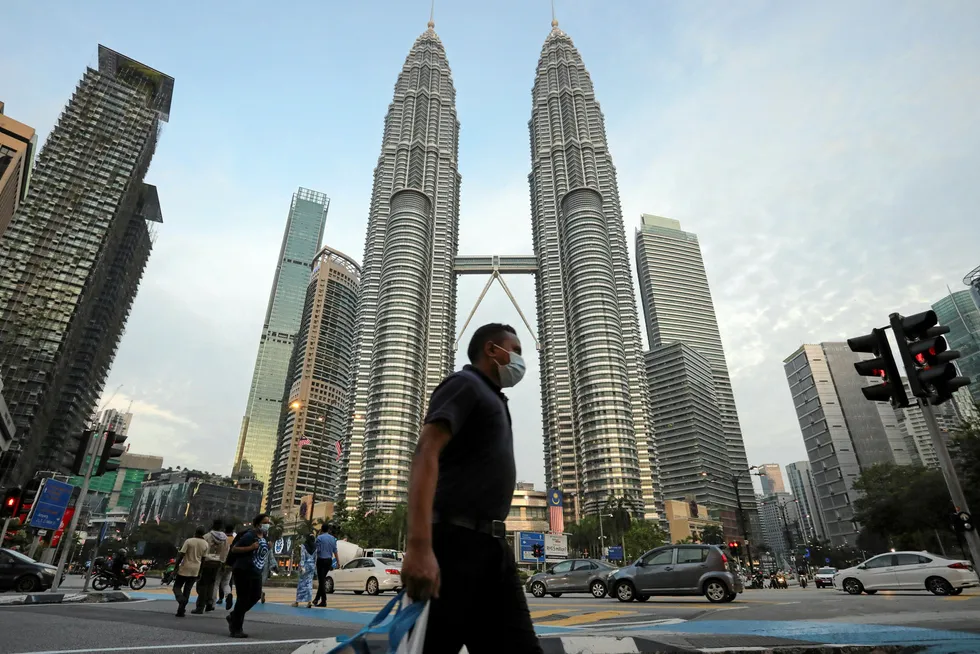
[424, 364, 516, 522]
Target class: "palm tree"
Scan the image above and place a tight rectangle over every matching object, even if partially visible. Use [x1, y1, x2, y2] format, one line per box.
[268, 515, 285, 543]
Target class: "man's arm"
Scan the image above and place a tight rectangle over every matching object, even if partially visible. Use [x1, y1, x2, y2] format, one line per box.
[232, 532, 259, 553]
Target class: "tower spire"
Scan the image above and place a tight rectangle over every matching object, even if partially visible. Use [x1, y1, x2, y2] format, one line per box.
[428, 0, 435, 28]
[551, 0, 558, 27]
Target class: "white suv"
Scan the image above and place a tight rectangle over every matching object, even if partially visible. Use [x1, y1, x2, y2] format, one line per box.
[834, 552, 978, 596]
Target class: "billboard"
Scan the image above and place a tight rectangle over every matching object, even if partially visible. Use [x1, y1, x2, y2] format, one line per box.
[517, 531, 545, 564]
[544, 533, 568, 560]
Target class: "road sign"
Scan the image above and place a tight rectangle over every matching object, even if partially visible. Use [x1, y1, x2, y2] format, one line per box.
[28, 479, 74, 531]
[607, 545, 624, 561]
[517, 531, 545, 564]
[544, 533, 568, 560]
[825, 557, 831, 564]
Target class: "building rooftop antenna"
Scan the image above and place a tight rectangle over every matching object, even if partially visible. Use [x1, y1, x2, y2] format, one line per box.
[551, 0, 558, 27]
[428, 0, 435, 28]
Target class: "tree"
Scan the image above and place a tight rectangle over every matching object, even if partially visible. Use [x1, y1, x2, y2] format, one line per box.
[700, 524, 725, 545]
[623, 520, 668, 560]
[949, 408, 980, 511]
[268, 515, 286, 544]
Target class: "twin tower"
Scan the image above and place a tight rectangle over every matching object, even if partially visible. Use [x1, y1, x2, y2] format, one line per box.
[341, 20, 662, 521]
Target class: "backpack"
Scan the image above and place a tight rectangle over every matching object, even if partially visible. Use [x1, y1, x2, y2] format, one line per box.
[205, 533, 223, 562]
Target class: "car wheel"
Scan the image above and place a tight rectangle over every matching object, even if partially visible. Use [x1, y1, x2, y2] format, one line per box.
[615, 581, 635, 602]
[842, 578, 863, 595]
[864, 589, 877, 595]
[531, 581, 546, 598]
[722, 592, 737, 603]
[636, 594, 650, 602]
[14, 575, 39, 593]
[366, 577, 380, 596]
[704, 579, 729, 603]
[353, 590, 364, 595]
[950, 588, 963, 596]
[325, 577, 335, 594]
[590, 580, 607, 598]
[550, 593, 562, 598]
[130, 577, 147, 591]
[926, 576, 953, 596]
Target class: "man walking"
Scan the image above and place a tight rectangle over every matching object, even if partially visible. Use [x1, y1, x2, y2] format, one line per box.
[173, 527, 209, 617]
[226, 513, 271, 638]
[311, 523, 338, 607]
[401, 323, 542, 653]
[215, 523, 236, 610]
[193, 518, 229, 614]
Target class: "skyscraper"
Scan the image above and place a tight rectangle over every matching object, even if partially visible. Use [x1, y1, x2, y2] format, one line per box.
[527, 20, 660, 519]
[758, 463, 786, 496]
[233, 188, 329, 494]
[635, 214, 756, 525]
[0, 46, 172, 486]
[783, 343, 918, 545]
[342, 20, 461, 510]
[785, 460, 826, 541]
[895, 379, 956, 470]
[0, 102, 37, 241]
[932, 289, 980, 407]
[267, 246, 360, 515]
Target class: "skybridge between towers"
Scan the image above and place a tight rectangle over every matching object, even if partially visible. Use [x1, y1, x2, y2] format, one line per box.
[453, 255, 540, 351]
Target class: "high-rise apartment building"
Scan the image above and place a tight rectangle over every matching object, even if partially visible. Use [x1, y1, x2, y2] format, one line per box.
[635, 214, 754, 525]
[965, 265, 980, 316]
[783, 343, 917, 545]
[785, 460, 826, 541]
[645, 344, 733, 509]
[267, 246, 359, 515]
[341, 21, 462, 511]
[0, 102, 37, 241]
[758, 464, 786, 496]
[895, 379, 957, 469]
[528, 22, 659, 518]
[233, 188, 329, 495]
[0, 46, 171, 486]
[932, 289, 980, 408]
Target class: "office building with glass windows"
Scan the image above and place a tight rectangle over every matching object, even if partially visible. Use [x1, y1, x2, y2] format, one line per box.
[785, 460, 826, 541]
[232, 188, 328, 497]
[932, 289, 980, 409]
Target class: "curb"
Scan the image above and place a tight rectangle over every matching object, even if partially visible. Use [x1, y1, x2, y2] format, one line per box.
[0, 591, 131, 606]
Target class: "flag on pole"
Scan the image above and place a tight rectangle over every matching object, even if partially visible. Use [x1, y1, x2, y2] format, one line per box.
[298, 437, 312, 447]
[335, 439, 342, 461]
[548, 489, 564, 534]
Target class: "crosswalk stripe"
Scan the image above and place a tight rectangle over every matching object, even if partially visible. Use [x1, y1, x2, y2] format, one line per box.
[536, 610, 636, 626]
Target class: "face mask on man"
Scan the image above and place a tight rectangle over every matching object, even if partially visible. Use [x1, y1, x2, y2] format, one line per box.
[492, 343, 526, 388]
[260, 523, 270, 535]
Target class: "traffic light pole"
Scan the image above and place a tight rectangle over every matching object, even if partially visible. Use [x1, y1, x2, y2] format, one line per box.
[51, 430, 104, 593]
[0, 516, 11, 547]
[919, 397, 980, 566]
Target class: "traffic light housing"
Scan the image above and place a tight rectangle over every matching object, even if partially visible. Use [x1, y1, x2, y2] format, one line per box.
[1, 487, 21, 519]
[532, 543, 543, 558]
[847, 327, 908, 408]
[18, 478, 41, 522]
[891, 311, 971, 404]
[95, 430, 126, 476]
[728, 541, 740, 556]
[70, 429, 93, 476]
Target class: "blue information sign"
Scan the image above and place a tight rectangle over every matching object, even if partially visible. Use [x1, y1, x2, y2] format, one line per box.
[825, 557, 831, 564]
[607, 545, 624, 562]
[518, 531, 545, 564]
[29, 478, 74, 530]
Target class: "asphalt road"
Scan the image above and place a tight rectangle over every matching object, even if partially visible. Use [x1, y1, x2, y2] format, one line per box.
[1, 583, 978, 653]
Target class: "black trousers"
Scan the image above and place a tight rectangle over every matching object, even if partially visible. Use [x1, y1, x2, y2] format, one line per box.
[423, 523, 542, 654]
[313, 558, 332, 606]
[195, 561, 221, 610]
[229, 570, 262, 633]
[172, 574, 196, 614]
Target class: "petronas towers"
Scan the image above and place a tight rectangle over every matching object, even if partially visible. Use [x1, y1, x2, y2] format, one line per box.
[341, 19, 664, 519]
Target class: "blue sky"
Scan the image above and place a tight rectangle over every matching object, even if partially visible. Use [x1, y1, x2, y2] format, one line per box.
[3, 1, 979, 494]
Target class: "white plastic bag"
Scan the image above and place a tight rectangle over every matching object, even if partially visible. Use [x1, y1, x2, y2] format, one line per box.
[395, 599, 429, 654]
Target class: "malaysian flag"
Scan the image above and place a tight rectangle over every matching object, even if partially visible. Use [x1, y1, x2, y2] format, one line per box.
[298, 437, 312, 447]
[548, 489, 564, 534]
[335, 439, 342, 461]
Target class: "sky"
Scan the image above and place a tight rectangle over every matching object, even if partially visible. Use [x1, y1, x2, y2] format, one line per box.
[2, 1, 979, 495]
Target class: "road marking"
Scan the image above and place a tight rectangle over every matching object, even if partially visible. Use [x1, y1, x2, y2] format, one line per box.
[530, 609, 570, 619]
[11, 639, 317, 654]
[537, 610, 636, 626]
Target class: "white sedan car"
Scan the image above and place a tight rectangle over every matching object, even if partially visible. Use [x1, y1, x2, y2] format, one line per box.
[834, 551, 978, 596]
[325, 556, 402, 596]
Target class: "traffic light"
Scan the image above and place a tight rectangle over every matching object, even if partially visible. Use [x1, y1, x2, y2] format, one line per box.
[70, 429, 94, 475]
[952, 511, 974, 533]
[1, 487, 21, 519]
[847, 327, 908, 408]
[891, 311, 971, 404]
[95, 430, 126, 476]
[532, 543, 543, 558]
[18, 478, 41, 522]
[728, 541, 740, 556]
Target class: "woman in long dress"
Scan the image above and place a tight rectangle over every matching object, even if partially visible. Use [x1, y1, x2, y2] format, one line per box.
[293, 534, 316, 608]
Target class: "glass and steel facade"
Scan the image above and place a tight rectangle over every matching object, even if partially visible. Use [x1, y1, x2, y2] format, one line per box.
[932, 289, 980, 407]
[343, 23, 461, 510]
[0, 46, 171, 486]
[635, 214, 757, 529]
[233, 188, 328, 496]
[526, 23, 660, 519]
[785, 460, 826, 541]
[268, 246, 360, 514]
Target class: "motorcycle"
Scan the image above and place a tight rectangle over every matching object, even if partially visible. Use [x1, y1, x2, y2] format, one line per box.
[92, 565, 146, 591]
[161, 559, 176, 586]
[799, 576, 807, 589]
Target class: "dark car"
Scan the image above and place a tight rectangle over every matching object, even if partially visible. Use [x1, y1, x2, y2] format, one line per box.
[0, 548, 58, 593]
[527, 558, 617, 598]
[607, 544, 743, 603]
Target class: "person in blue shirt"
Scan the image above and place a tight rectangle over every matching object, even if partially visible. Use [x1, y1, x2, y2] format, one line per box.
[226, 513, 270, 638]
[312, 523, 338, 607]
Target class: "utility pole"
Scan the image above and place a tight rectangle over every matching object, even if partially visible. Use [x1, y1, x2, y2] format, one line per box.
[919, 397, 980, 565]
[51, 429, 104, 593]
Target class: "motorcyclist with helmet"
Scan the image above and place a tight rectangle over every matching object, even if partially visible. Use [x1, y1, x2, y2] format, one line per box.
[111, 548, 129, 590]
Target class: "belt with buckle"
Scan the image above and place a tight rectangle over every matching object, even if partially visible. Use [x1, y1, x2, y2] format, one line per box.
[432, 512, 507, 539]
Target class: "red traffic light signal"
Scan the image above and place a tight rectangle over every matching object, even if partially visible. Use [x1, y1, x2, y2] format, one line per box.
[847, 328, 908, 408]
[891, 311, 970, 404]
[1, 487, 21, 519]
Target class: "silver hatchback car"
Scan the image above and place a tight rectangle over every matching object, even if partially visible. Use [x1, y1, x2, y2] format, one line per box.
[527, 559, 617, 598]
[607, 544, 742, 603]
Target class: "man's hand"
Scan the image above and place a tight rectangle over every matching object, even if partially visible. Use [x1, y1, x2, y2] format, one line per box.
[401, 545, 440, 601]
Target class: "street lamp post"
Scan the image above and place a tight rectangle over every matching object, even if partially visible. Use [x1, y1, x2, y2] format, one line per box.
[597, 513, 613, 560]
[729, 466, 765, 575]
